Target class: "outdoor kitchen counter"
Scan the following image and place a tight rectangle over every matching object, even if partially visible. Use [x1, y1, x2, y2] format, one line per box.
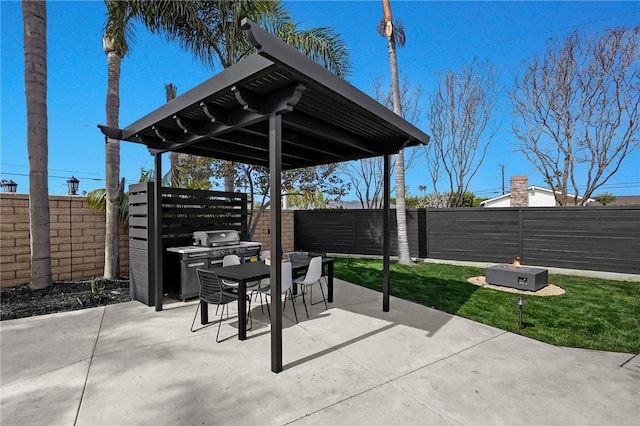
[206, 256, 335, 340]
[166, 246, 215, 254]
[166, 241, 261, 301]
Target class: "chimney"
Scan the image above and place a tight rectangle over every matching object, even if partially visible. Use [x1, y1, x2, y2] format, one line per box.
[510, 176, 528, 207]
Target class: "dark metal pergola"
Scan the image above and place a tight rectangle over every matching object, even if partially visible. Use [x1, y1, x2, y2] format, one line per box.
[100, 18, 430, 373]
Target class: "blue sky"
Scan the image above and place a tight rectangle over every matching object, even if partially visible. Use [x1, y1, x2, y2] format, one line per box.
[2, 1, 639, 199]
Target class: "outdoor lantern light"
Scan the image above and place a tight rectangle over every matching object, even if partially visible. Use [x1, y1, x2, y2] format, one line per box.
[1, 179, 18, 193]
[67, 176, 80, 195]
[514, 297, 528, 330]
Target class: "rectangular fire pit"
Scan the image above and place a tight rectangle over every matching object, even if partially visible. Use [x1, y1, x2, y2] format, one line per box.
[485, 264, 548, 292]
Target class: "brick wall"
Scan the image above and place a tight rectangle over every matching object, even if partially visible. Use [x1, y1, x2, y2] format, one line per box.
[0, 193, 294, 288]
[0, 193, 129, 288]
[251, 209, 295, 253]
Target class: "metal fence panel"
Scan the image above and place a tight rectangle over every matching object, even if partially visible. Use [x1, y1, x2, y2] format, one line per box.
[294, 207, 639, 274]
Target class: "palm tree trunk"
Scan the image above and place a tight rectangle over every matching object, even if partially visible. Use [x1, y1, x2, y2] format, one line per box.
[384, 10, 413, 266]
[23, 0, 52, 289]
[165, 83, 180, 187]
[224, 161, 234, 192]
[104, 45, 124, 279]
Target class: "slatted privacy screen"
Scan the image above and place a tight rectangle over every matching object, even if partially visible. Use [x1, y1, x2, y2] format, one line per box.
[128, 183, 250, 305]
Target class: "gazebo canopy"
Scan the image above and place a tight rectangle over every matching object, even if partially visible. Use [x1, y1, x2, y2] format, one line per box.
[100, 19, 429, 169]
[100, 18, 430, 374]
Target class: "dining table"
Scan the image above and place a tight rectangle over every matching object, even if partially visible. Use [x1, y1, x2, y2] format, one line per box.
[202, 255, 334, 340]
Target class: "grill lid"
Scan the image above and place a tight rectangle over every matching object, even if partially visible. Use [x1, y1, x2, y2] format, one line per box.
[193, 230, 241, 247]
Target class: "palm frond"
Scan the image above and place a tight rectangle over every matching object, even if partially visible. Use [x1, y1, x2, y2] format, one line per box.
[276, 23, 351, 78]
[86, 188, 129, 224]
[377, 18, 406, 48]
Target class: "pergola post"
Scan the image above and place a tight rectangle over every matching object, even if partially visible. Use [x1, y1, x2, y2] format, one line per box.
[383, 154, 391, 312]
[269, 112, 283, 373]
[154, 152, 163, 311]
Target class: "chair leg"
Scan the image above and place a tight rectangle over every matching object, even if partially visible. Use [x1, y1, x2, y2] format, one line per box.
[317, 280, 328, 310]
[215, 305, 226, 343]
[191, 301, 218, 333]
[301, 286, 310, 318]
[288, 290, 299, 323]
[190, 300, 201, 332]
[310, 278, 328, 305]
[246, 295, 252, 331]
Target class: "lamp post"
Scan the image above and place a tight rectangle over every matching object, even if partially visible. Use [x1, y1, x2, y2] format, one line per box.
[67, 176, 79, 195]
[1, 179, 18, 192]
[67, 176, 80, 280]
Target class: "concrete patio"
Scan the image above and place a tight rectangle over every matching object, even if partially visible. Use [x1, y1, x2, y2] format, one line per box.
[1, 280, 638, 425]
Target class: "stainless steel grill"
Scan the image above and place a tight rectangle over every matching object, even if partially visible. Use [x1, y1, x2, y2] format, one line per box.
[167, 230, 261, 300]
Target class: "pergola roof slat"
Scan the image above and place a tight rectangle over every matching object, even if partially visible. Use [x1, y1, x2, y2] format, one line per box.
[102, 20, 428, 170]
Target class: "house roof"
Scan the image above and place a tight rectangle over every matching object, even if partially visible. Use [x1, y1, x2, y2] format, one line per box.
[480, 186, 593, 206]
[99, 18, 430, 171]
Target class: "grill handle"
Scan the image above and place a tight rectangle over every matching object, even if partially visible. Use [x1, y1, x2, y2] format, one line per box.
[186, 252, 209, 259]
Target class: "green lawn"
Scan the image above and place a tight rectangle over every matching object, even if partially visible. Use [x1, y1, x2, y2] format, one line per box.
[333, 257, 640, 354]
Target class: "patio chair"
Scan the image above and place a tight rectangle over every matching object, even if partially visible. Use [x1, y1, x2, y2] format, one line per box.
[190, 269, 252, 342]
[293, 256, 327, 318]
[252, 261, 298, 323]
[221, 254, 261, 292]
[255, 250, 271, 304]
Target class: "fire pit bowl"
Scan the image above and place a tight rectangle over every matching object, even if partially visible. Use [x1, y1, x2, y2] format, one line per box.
[485, 263, 548, 292]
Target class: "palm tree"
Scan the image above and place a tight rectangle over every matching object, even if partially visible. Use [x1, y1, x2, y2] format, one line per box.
[185, 0, 350, 192]
[101, 1, 350, 279]
[102, 1, 213, 279]
[23, 0, 52, 289]
[378, 0, 413, 265]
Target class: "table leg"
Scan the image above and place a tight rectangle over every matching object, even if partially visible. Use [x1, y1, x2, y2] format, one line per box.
[200, 300, 209, 325]
[327, 261, 334, 303]
[238, 280, 247, 340]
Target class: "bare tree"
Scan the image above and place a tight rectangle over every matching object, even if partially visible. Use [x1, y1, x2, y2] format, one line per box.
[341, 76, 422, 209]
[509, 26, 639, 205]
[342, 156, 386, 208]
[426, 58, 500, 207]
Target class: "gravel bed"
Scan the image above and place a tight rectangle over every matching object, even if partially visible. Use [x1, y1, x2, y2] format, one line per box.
[1, 278, 130, 321]
[467, 276, 565, 296]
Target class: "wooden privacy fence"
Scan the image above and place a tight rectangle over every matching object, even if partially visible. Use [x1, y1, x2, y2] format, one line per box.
[294, 207, 640, 275]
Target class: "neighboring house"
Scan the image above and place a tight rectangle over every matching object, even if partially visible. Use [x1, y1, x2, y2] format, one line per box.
[481, 176, 593, 207]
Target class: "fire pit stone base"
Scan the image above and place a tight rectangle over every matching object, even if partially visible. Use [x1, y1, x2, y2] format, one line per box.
[485, 264, 548, 292]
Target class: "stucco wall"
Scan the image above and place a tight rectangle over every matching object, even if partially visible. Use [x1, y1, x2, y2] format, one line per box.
[0, 193, 129, 288]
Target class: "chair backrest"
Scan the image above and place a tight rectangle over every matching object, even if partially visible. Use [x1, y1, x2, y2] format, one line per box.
[301, 256, 323, 284]
[223, 254, 240, 267]
[281, 261, 293, 293]
[196, 269, 226, 304]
